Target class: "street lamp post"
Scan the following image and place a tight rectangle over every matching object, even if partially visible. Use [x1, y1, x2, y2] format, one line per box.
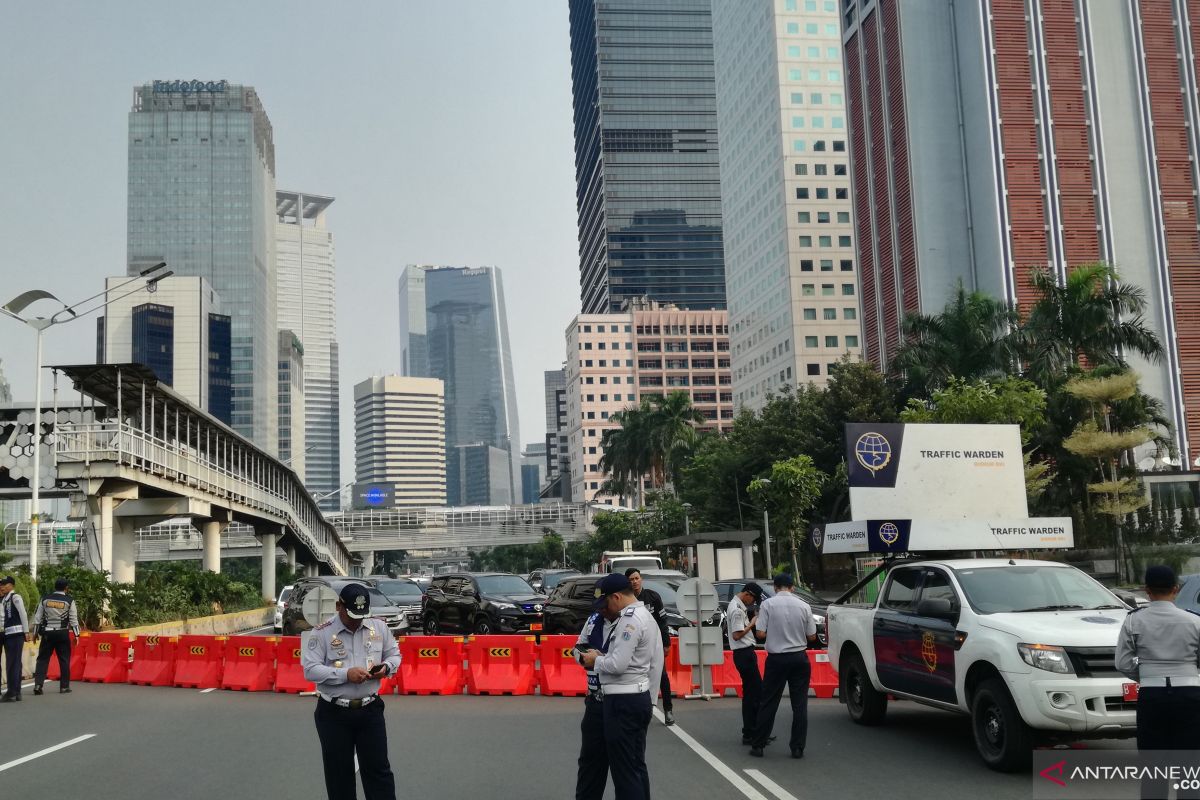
[2, 263, 170, 579]
[681, 502, 692, 575]
[757, 479, 773, 575]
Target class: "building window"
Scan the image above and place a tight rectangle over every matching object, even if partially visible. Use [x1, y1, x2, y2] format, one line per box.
[815, 164, 828, 177]
[832, 117, 844, 129]
[810, 93, 823, 105]
[802, 284, 815, 296]
[799, 236, 812, 247]
[788, 69, 804, 82]
[805, 336, 818, 348]
[816, 188, 829, 199]
[844, 307, 857, 320]
[840, 259, 853, 271]
[787, 22, 799, 34]
[797, 211, 811, 223]
[847, 335, 860, 348]
[823, 308, 837, 320]
[803, 308, 817, 321]
[836, 188, 849, 199]
[842, 284, 855, 296]
[835, 164, 847, 176]
[813, 140, 826, 152]
[583, 325, 591, 332]
[788, 46, 803, 58]
[837, 212, 850, 223]
[817, 211, 830, 223]
[833, 140, 846, 152]
[800, 259, 814, 271]
[796, 187, 809, 199]
[807, 363, 820, 376]
[812, 117, 825, 129]
[825, 336, 839, 348]
[793, 140, 807, 152]
[808, 46, 820, 58]
[822, 284, 835, 296]
[794, 163, 808, 176]
[819, 235, 832, 247]
[820, 259, 833, 271]
[839, 235, 852, 247]
[808, 68, 821, 81]
[806, 23, 818, 34]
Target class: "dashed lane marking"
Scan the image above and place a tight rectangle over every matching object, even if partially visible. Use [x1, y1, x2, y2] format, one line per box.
[745, 769, 802, 800]
[0, 734, 96, 773]
[652, 707, 769, 800]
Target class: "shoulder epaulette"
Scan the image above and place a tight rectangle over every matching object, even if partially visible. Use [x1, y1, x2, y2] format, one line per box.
[314, 619, 334, 630]
[622, 607, 636, 617]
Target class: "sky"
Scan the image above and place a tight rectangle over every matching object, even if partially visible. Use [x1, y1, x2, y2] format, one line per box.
[0, 1, 581, 485]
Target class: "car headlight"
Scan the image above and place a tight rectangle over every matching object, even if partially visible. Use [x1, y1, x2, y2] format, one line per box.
[813, 614, 826, 626]
[491, 601, 516, 611]
[1017, 643, 1074, 674]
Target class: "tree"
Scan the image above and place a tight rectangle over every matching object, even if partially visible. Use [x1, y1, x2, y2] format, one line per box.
[599, 391, 704, 503]
[1021, 263, 1163, 384]
[649, 391, 706, 489]
[892, 282, 1019, 395]
[750, 456, 826, 579]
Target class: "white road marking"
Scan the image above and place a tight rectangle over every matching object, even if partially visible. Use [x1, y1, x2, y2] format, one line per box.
[354, 753, 360, 774]
[745, 769, 802, 800]
[200, 688, 217, 694]
[0, 734, 95, 773]
[652, 707, 768, 800]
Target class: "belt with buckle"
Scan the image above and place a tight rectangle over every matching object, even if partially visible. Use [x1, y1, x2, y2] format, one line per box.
[598, 680, 650, 696]
[319, 693, 379, 709]
[1139, 676, 1200, 688]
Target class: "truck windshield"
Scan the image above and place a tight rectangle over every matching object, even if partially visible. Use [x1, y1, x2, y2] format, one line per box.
[613, 558, 660, 571]
[953, 565, 1119, 614]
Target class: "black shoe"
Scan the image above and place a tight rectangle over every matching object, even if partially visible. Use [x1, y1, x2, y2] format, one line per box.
[791, 748, 804, 759]
[60, 687, 72, 694]
[33, 686, 43, 696]
[0, 695, 13, 703]
[12, 695, 19, 701]
[744, 735, 775, 745]
[749, 747, 764, 758]
[664, 710, 675, 726]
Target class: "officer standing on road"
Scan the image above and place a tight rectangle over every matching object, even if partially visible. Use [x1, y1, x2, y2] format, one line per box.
[580, 573, 664, 800]
[1116, 565, 1200, 799]
[727, 582, 764, 744]
[32, 577, 80, 695]
[302, 583, 401, 800]
[574, 585, 620, 800]
[0, 576, 30, 702]
[750, 573, 817, 759]
[625, 568, 674, 726]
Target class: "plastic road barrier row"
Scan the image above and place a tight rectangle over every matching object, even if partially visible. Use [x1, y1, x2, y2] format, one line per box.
[81, 633, 133, 684]
[465, 635, 538, 696]
[535, 635, 587, 697]
[46, 632, 87, 682]
[274, 636, 315, 694]
[173, 635, 226, 689]
[396, 635, 465, 695]
[128, 635, 177, 687]
[222, 637, 277, 691]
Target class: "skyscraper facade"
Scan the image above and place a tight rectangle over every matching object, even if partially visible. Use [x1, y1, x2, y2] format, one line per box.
[276, 190, 342, 510]
[568, 0, 727, 313]
[353, 376, 446, 508]
[127, 81, 278, 451]
[542, 368, 569, 499]
[398, 265, 521, 505]
[842, 0, 1200, 468]
[713, 0, 861, 411]
[277, 330, 305, 478]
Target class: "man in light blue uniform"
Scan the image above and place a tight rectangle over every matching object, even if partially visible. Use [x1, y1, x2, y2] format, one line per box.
[750, 573, 817, 760]
[574, 586, 619, 799]
[302, 583, 401, 800]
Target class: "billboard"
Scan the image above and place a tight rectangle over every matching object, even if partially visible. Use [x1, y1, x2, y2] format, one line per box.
[351, 483, 395, 510]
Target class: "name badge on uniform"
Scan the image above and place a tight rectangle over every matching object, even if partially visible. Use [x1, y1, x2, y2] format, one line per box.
[331, 637, 343, 648]
[367, 659, 374, 670]
[368, 626, 378, 640]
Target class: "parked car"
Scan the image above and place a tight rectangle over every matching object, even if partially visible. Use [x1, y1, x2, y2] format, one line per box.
[421, 572, 548, 635]
[273, 584, 294, 632]
[1176, 574, 1200, 613]
[541, 572, 696, 635]
[365, 576, 425, 633]
[711, 579, 828, 647]
[527, 568, 581, 594]
[281, 577, 408, 637]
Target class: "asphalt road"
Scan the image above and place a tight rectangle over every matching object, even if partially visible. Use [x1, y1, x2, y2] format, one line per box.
[1, 683, 1135, 799]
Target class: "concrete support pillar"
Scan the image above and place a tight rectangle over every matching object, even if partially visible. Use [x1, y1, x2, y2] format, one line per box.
[200, 521, 224, 574]
[98, 495, 114, 576]
[362, 550, 376, 576]
[286, 545, 297, 574]
[307, 562, 319, 578]
[112, 520, 136, 584]
[261, 531, 277, 602]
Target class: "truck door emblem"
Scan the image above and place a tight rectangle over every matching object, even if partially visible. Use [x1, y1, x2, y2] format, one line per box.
[921, 631, 937, 672]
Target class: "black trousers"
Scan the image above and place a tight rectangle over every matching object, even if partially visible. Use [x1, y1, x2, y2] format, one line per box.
[314, 698, 396, 800]
[2, 633, 23, 698]
[1137, 686, 1200, 800]
[34, 630, 72, 689]
[603, 691, 653, 800]
[659, 640, 673, 711]
[576, 694, 608, 800]
[732, 647, 762, 738]
[753, 651, 810, 751]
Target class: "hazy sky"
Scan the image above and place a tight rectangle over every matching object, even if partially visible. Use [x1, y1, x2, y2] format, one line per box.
[0, 2, 580, 484]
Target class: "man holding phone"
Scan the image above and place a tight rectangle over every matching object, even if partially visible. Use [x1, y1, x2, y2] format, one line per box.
[302, 582, 401, 800]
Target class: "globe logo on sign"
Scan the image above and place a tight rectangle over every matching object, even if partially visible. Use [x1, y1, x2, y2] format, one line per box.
[878, 522, 900, 545]
[854, 431, 892, 476]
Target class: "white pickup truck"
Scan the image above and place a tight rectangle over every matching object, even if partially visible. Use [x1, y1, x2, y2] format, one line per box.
[826, 558, 1137, 771]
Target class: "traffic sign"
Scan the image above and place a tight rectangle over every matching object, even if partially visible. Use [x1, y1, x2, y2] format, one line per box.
[55, 529, 77, 544]
[675, 578, 719, 624]
[676, 626, 723, 666]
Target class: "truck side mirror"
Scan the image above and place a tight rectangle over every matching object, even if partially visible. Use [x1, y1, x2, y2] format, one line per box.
[917, 597, 958, 621]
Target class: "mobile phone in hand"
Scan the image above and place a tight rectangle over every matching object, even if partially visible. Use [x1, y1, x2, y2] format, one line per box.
[369, 663, 387, 676]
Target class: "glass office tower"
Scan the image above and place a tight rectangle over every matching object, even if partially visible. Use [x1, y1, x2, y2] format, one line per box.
[127, 81, 278, 452]
[399, 265, 520, 505]
[567, 0, 727, 313]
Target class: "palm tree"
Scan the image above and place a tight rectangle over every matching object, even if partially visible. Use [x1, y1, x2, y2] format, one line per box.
[1020, 263, 1163, 384]
[891, 281, 1019, 395]
[598, 392, 704, 501]
[647, 391, 706, 490]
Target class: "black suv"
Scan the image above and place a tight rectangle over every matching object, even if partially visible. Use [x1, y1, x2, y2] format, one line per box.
[281, 577, 407, 636]
[542, 573, 693, 636]
[421, 572, 548, 635]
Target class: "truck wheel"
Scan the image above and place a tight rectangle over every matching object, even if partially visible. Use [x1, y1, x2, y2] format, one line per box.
[842, 651, 887, 725]
[971, 678, 1033, 772]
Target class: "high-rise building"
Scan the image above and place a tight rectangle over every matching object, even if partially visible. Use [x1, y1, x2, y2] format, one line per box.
[278, 330, 305, 477]
[353, 376, 446, 508]
[96, 276, 232, 423]
[567, 0, 727, 313]
[398, 265, 521, 505]
[448, 443, 512, 508]
[542, 368, 569, 499]
[521, 442, 547, 505]
[127, 80, 278, 451]
[276, 190, 342, 510]
[565, 300, 732, 503]
[841, 0, 1200, 468]
[712, 0, 861, 411]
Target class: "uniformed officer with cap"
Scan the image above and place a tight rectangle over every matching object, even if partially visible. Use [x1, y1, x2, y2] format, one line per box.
[302, 582, 401, 800]
[727, 581, 764, 744]
[0, 576, 29, 702]
[32, 577, 80, 695]
[1117, 565, 1200, 799]
[580, 573, 664, 800]
[750, 573, 817, 759]
[574, 582, 620, 800]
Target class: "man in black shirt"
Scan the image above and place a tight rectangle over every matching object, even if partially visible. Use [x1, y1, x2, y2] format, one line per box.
[625, 568, 675, 725]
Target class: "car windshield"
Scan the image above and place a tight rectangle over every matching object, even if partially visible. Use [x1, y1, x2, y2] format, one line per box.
[477, 575, 536, 595]
[367, 588, 395, 609]
[642, 579, 679, 607]
[543, 571, 580, 591]
[953, 565, 1119, 614]
[279, 587, 292, 603]
[374, 580, 422, 601]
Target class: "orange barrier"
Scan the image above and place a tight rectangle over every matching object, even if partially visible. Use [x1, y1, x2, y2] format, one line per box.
[808, 649, 838, 698]
[536, 635, 587, 697]
[273, 636, 314, 694]
[46, 632, 87, 682]
[397, 636, 465, 695]
[222, 637, 277, 692]
[81, 633, 132, 683]
[128, 635, 178, 687]
[173, 635, 225, 689]
[378, 673, 400, 696]
[663, 641, 696, 699]
[465, 635, 538, 696]
[710, 650, 743, 698]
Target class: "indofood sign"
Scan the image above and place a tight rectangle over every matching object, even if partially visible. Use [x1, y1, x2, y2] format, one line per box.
[152, 79, 228, 94]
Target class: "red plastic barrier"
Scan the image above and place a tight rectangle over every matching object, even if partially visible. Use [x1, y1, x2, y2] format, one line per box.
[663, 641, 696, 699]
[710, 650, 743, 698]
[808, 649, 838, 698]
[128, 635, 178, 687]
[81, 633, 132, 683]
[273, 636, 315, 694]
[378, 673, 400, 696]
[46, 632, 87, 682]
[173, 635, 225, 689]
[397, 636, 465, 695]
[536, 635, 587, 697]
[222, 637, 277, 691]
[465, 635, 538, 696]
